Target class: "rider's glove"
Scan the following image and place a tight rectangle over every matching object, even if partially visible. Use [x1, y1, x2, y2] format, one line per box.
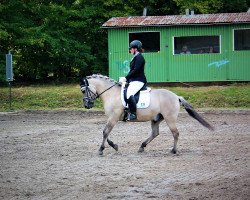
[119, 77, 127, 83]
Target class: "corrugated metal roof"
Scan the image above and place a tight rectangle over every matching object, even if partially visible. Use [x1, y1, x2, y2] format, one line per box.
[102, 12, 250, 28]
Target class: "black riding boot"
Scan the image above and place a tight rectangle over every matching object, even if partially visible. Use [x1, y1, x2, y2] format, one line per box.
[127, 95, 137, 121]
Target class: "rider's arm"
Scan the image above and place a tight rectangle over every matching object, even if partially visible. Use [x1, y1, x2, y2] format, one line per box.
[126, 55, 144, 80]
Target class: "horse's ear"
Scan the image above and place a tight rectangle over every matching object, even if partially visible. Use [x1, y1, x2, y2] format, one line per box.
[80, 77, 89, 86]
[80, 77, 86, 86]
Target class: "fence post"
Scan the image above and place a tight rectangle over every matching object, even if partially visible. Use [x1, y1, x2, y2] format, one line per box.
[6, 51, 13, 110]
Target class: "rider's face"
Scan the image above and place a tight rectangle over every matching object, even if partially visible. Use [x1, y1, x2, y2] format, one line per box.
[130, 48, 136, 55]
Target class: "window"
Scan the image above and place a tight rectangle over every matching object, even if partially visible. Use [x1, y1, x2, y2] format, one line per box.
[174, 36, 220, 55]
[129, 32, 160, 52]
[234, 29, 250, 51]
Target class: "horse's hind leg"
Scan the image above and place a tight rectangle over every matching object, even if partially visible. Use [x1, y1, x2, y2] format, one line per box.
[170, 126, 179, 154]
[138, 115, 163, 153]
[165, 118, 179, 154]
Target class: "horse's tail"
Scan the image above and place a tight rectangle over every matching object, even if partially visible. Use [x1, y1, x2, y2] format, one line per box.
[178, 96, 214, 131]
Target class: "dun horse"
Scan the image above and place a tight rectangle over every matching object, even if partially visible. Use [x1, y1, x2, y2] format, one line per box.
[80, 74, 214, 155]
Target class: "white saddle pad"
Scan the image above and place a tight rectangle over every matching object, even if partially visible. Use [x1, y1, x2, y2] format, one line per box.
[121, 86, 151, 109]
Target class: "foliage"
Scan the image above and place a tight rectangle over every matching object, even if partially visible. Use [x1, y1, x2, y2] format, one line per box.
[0, 0, 249, 84]
[0, 55, 6, 85]
[173, 0, 249, 14]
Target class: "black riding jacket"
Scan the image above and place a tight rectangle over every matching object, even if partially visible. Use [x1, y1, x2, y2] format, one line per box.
[125, 53, 147, 84]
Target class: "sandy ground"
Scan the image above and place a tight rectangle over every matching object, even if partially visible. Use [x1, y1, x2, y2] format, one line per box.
[0, 110, 249, 200]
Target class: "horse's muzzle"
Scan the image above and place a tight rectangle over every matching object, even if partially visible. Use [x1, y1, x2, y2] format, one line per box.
[84, 100, 94, 109]
[84, 104, 91, 109]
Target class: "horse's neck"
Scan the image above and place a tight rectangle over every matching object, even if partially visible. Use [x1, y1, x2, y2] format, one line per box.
[92, 79, 119, 98]
[95, 80, 120, 102]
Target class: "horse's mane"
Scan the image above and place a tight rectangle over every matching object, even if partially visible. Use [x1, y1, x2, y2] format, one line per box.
[86, 74, 121, 86]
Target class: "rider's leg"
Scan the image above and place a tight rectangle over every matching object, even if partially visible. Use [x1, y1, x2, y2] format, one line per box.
[127, 95, 137, 120]
[126, 81, 144, 121]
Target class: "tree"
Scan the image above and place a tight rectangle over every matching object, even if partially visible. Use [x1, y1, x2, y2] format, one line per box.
[0, 0, 94, 82]
[0, 0, 249, 84]
[219, 0, 249, 13]
[173, 0, 249, 14]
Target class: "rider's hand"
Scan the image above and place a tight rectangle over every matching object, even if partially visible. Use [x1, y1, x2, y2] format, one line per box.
[119, 77, 127, 83]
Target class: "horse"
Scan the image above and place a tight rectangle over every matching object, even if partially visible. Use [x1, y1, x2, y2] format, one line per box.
[80, 74, 214, 156]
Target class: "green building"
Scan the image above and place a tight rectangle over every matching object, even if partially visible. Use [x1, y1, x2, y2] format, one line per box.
[102, 12, 250, 83]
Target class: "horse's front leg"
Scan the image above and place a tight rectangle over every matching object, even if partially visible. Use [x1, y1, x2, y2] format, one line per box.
[99, 117, 118, 155]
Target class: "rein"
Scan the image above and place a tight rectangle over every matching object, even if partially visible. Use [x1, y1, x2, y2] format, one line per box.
[81, 78, 119, 101]
[95, 82, 118, 98]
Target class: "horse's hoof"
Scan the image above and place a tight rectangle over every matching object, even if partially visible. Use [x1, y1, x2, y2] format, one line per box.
[138, 147, 144, 153]
[98, 151, 104, 156]
[171, 149, 177, 154]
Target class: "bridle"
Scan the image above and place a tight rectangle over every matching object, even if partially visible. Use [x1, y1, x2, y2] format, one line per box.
[81, 78, 96, 103]
[81, 78, 118, 107]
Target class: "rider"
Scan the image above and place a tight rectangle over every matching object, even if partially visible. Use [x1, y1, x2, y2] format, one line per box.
[119, 40, 147, 121]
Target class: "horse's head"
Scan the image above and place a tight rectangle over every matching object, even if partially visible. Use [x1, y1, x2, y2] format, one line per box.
[80, 78, 97, 109]
[80, 74, 120, 109]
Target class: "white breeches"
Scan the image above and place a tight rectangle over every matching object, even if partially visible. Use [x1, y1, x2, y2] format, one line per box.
[126, 81, 144, 99]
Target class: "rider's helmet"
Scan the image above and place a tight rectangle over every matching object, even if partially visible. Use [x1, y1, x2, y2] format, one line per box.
[129, 40, 142, 51]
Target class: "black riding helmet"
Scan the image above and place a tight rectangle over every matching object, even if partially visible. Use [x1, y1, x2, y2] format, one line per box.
[129, 40, 142, 50]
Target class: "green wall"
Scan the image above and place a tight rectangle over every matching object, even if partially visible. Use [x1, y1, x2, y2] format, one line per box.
[107, 24, 250, 82]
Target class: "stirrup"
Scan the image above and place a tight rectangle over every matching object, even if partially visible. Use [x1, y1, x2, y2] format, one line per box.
[127, 113, 137, 121]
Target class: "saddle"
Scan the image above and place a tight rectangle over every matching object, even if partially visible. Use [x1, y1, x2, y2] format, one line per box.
[121, 83, 151, 109]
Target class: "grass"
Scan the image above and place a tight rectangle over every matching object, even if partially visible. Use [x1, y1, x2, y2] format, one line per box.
[0, 83, 249, 112]
[169, 83, 250, 108]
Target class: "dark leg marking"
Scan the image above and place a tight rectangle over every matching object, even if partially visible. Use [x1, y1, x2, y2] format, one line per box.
[99, 145, 105, 155]
[171, 148, 177, 154]
[107, 138, 118, 151]
[138, 141, 147, 153]
[141, 142, 147, 148]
